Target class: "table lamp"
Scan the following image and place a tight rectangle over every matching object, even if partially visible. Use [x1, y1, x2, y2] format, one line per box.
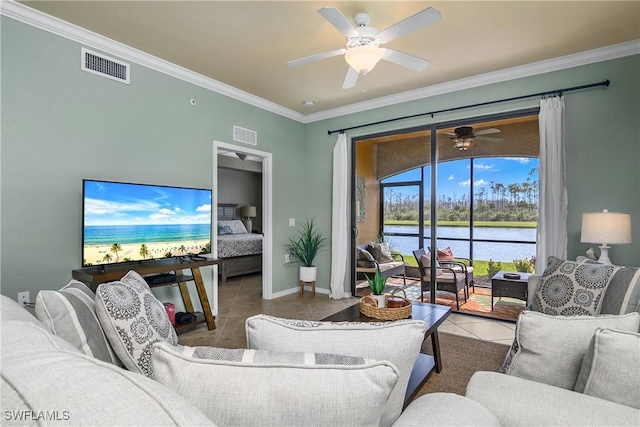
[240, 205, 256, 233]
[580, 209, 632, 264]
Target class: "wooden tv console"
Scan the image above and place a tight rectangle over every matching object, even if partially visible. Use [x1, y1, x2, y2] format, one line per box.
[72, 257, 221, 332]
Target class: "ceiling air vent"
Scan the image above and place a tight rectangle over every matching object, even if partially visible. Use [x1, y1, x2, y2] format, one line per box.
[233, 125, 257, 146]
[81, 47, 130, 84]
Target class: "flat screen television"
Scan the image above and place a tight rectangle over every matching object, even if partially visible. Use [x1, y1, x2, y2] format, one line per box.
[82, 179, 212, 267]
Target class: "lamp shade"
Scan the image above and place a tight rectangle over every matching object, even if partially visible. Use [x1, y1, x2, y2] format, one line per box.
[240, 206, 256, 218]
[580, 210, 632, 245]
[344, 45, 382, 74]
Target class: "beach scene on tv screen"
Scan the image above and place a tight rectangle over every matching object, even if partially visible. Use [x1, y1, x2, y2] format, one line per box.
[83, 180, 212, 266]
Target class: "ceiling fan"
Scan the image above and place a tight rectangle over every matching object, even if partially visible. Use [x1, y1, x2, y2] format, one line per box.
[444, 126, 503, 151]
[287, 6, 441, 89]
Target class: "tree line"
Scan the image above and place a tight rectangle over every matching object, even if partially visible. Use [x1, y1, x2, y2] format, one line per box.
[384, 168, 538, 222]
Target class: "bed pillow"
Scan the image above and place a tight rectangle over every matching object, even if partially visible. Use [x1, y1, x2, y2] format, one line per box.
[94, 271, 178, 377]
[35, 280, 121, 366]
[218, 220, 248, 235]
[218, 224, 233, 235]
[500, 310, 640, 389]
[574, 328, 640, 408]
[245, 315, 426, 427]
[531, 256, 615, 316]
[151, 343, 398, 427]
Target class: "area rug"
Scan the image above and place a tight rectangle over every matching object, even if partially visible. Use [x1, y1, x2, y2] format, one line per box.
[357, 278, 526, 322]
[409, 332, 510, 402]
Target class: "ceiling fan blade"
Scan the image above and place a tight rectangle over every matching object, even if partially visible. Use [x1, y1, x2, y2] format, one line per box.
[476, 136, 503, 142]
[287, 49, 347, 68]
[474, 128, 501, 136]
[380, 48, 429, 71]
[318, 7, 359, 38]
[377, 7, 441, 43]
[342, 66, 359, 89]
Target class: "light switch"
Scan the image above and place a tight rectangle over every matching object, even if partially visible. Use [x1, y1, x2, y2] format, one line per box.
[289, 218, 295, 227]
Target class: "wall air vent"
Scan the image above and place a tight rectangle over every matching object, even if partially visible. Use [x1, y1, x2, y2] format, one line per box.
[81, 47, 130, 84]
[233, 125, 257, 146]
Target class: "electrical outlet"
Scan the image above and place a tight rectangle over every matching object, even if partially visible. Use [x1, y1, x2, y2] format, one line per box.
[285, 254, 290, 263]
[289, 218, 295, 227]
[18, 291, 30, 306]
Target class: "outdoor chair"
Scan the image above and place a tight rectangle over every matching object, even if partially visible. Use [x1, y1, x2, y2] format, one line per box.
[356, 243, 407, 286]
[429, 247, 475, 296]
[413, 248, 468, 310]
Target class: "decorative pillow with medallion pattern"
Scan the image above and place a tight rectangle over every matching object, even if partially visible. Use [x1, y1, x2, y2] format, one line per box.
[531, 256, 615, 316]
[95, 270, 177, 377]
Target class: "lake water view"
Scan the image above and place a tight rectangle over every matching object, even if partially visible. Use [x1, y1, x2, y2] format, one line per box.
[382, 225, 536, 262]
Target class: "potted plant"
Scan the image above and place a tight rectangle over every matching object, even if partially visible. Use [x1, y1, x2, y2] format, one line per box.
[284, 217, 328, 282]
[365, 269, 388, 307]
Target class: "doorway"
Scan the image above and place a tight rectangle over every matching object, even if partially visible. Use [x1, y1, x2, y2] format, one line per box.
[213, 140, 273, 315]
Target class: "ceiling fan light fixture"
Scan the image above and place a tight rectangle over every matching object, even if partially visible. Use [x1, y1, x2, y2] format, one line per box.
[453, 137, 475, 151]
[344, 44, 382, 74]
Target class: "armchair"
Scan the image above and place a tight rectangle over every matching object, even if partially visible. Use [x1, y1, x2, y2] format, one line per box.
[413, 248, 468, 309]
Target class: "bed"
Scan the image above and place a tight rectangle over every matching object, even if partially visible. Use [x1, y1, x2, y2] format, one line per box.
[217, 204, 263, 282]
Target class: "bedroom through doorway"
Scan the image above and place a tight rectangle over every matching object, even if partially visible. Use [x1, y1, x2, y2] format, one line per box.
[213, 141, 273, 316]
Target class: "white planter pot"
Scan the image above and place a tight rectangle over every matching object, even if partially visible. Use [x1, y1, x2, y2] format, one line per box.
[371, 294, 386, 308]
[299, 266, 317, 282]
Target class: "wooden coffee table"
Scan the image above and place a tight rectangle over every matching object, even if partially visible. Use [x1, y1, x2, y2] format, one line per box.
[322, 301, 451, 404]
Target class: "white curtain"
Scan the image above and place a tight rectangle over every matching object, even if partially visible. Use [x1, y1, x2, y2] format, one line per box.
[536, 96, 567, 272]
[329, 133, 351, 299]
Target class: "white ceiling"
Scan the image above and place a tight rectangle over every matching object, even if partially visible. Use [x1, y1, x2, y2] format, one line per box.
[14, 1, 640, 118]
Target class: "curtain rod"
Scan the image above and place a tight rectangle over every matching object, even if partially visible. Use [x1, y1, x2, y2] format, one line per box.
[327, 79, 610, 135]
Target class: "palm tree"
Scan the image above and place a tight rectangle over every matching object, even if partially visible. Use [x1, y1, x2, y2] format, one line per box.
[179, 244, 186, 255]
[110, 243, 122, 262]
[139, 244, 149, 259]
[102, 253, 113, 263]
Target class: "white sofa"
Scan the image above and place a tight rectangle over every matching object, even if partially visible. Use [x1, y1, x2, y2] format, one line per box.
[2, 256, 638, 426]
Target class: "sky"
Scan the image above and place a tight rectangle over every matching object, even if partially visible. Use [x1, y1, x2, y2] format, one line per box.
[84, 180, 212, 226]
[383, 157, 539, 200]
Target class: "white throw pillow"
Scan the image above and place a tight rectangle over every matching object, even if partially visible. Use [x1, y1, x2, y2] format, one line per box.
[245, 315, 426, 427]
[500, 310, 640, 389]
[574, 328, 640, 409]
[35, 280, 121, 366]
[151, 342, 398, 427]
[94, 271, 178, 377]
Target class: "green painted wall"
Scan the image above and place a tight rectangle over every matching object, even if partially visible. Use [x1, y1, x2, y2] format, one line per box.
[1, 17, 307, 303]
[306, 54, 640, 287]
[2, 16, 638, 303]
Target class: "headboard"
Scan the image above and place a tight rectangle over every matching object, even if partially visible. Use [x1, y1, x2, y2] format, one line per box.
[217, 203, 238, 220]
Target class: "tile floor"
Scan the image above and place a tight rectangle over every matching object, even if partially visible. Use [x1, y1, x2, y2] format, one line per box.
[178, 273, 515, 348]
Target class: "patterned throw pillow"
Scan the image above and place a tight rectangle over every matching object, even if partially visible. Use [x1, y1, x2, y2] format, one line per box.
[35, 280, 121, 366]
[531, 256, 615, 316]
[218, 220, 248, 234]
[151, 343, 398, 427]
[94, 270, 178, 377]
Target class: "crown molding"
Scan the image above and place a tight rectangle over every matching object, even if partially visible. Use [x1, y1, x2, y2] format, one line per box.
[2, 1, 638, 125]
[304, 39, 640, 123]
[0, 0, 307, 123]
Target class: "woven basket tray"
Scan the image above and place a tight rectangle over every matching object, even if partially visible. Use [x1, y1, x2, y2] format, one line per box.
[359, 288, 412, 321]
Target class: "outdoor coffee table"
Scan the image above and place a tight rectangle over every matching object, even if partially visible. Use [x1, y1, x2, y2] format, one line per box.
[322, 301, 451, 404]
[491, 271, 531, 310]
